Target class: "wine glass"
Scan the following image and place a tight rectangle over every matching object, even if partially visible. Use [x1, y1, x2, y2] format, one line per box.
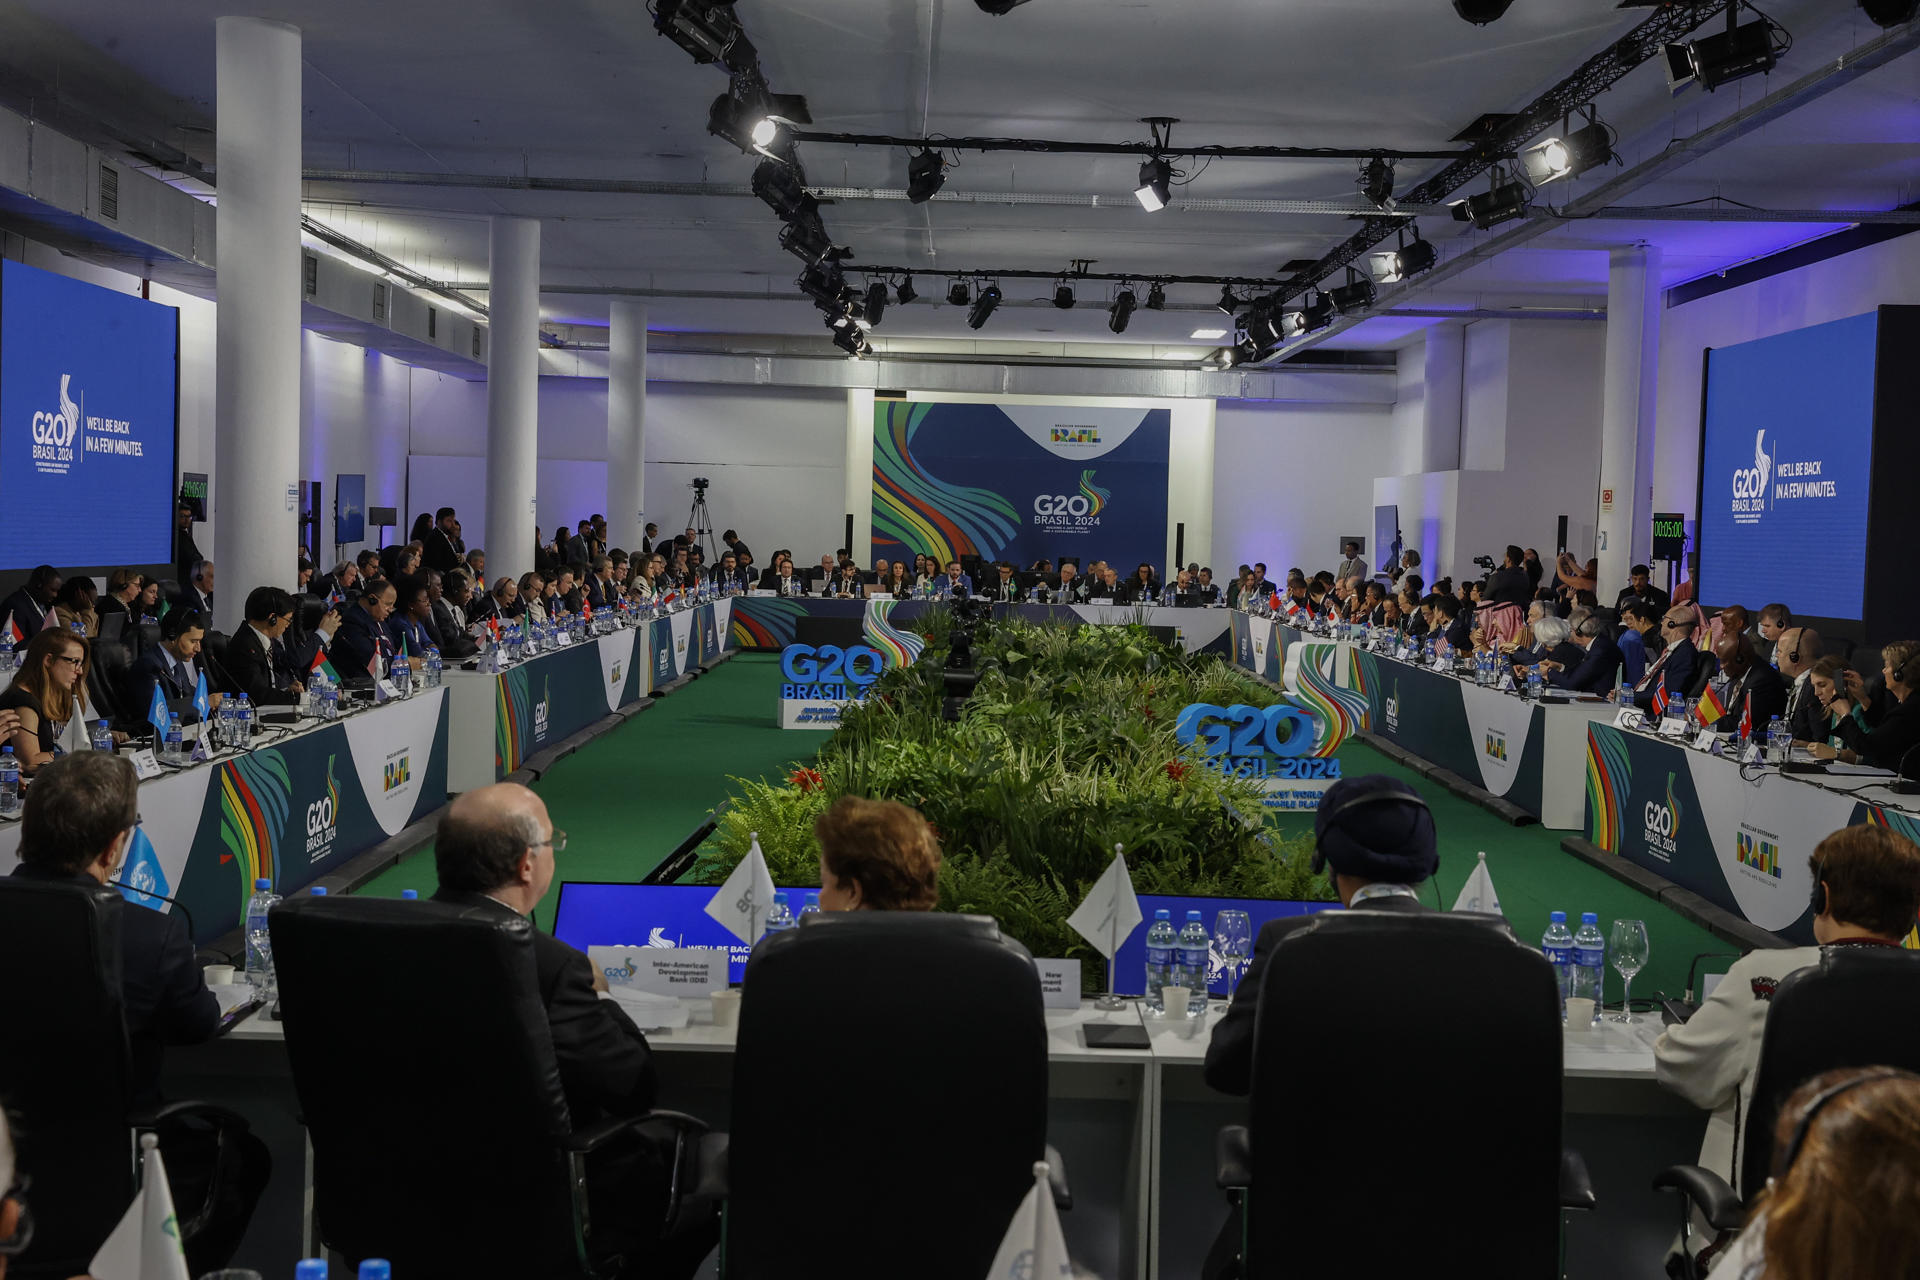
[1608, 919, 1649, 1024]
[1214, 910, 1254, 995]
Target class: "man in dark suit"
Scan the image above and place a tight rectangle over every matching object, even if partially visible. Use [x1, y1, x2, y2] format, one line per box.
[1633, 609, 1702, 715]
[226, 587, 305, 706]
[430, 784, 717, 1277]
[1776, 627, 1827, 743]
[1709, 632, 1788, 736]
[1545, 615, 1624, 693]
[1613, 564, 1671, 617]
[174, 502, 204, 585]
[1205, 773, 1437, 1083]
[937, 560, 974, 598]
[332, 580, 396, 681]
[128, 609, 225, 724]
[431, 570, 480, 661]
[183, 560, 216, 618]
[422, 506, 464, 574]
[1050, 562, 1084, 603]
[987, 562, 1022, 602]
[1, 564, 61, 640]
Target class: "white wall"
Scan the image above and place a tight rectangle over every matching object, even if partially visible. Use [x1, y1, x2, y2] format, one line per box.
[1653, 231, 1920, 525]
[1213, 400, 1396, 578]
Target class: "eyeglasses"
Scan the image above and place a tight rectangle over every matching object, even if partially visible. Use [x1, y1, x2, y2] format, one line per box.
[52, 654, 85, 668]
[0, 1176, 35, 1258]
[531, 829, 568, 854]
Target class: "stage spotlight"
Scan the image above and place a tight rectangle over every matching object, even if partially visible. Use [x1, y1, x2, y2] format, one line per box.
[1216, 286, 1240, 314]
[947, 279, 971, 306]
[708, 86, 811, 156]
[1145, 282, 1166, 310]
[1369, 232, 1438, 284]
[1860, 0, 1920, 27]
[1359, 156, 1396, 211]
[864, 280, 889, 327]
[1449, 175, 1531, 230]
[1242, 306, 1281, 350]
[1302, 292, 1336, 332]
[1108, 288, 1136, 334]
[967, 283, 1002, 329]
[1329, 273, 1376, 315]
[778, 216, 839, 264]
[1452, 0, 1515, 23]
[1276, 309, 1308, 340]
[751, 158, 817, 221]
[1520, 119, 1615, 186]
[831, 321, 870, 357]
[896, 274, 917, 305]
[1136, 157, 1174, 212]
[1053, 282, 1076, 310]
[796, 261, 846, 308]
[654, 0, 758, 72]
[1671, 15, 1779, 92]
[907, 149, 948, 203]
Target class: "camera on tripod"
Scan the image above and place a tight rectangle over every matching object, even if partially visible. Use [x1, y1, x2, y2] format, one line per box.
[1471, 554, 1496, 573]
[689, 477, 710, 495]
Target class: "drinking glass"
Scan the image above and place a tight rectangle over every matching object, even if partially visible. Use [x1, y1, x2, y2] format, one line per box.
[1608, 919, 1649, 1024]
[1214, 910, 1253, 995]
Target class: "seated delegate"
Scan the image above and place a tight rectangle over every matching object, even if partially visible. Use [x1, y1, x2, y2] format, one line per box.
[1543, 615, 1623, 694]
[127, 609, 226, 726]
[814, 796, 943, 912]
[0, 629, 99, 770]
[1812, 641, 1918, 777]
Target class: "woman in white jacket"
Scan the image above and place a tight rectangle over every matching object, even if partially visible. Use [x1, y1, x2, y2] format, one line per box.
[1653, 823, 1920, 1272]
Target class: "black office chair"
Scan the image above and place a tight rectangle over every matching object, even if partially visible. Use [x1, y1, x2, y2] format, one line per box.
[0, 879, 249, 1280]
[1214, 911, 1592, 1279]
[87, 640, 133, 731]
[132, 618, 161, 660]
[1653, 947, 1920, 1276]
[715, 912, 1065, 1280]
[269, 894, 707, 1278]
[95, 611, 127, 648]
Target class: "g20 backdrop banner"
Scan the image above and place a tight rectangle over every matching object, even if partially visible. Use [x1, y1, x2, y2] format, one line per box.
[872, 401, 1170, 571]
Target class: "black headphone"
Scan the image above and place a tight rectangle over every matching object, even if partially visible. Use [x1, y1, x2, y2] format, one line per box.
[1311, 789, 1435, 876]
[160, 607, 208, 642]
[1774, 1067, 1920, 1179]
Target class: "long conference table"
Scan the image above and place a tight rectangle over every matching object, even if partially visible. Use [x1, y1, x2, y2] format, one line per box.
[193, 992, 1681, 1280]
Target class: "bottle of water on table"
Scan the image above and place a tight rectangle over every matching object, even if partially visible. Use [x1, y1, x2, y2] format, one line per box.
[91, 718, 114, 753]
[1541, 910, 1573, 1021]
[0, 748, 19, 817]
[391, 654, 411, 697]
[1766, 715, 1786, 765]
[1143, 909, 1175, 1014]
[799, 891, 821, 920]
[1178, 910, 1211, 1018]
[425, 646, 443, 688]
[237, 693, 255, 745]
[165, 713, 184, 763]
[1570, 912, 1606, 1027]
[244, 877, 281, 1001]
[1526, 668, 1544, 701]
[0, 635, 12, 674]
[762, 891, 796, 941]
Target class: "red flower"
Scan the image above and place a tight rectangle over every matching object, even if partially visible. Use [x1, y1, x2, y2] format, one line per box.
[1141, 706, 1156, 720]
[1164, 762, 1189, 781]
[790, 767, 823, 792]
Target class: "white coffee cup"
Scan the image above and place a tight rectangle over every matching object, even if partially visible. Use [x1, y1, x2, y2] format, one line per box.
[1565, 997, 1597, 1027]
[1161, 985, 1192, 1018]
[203, 964, 236, 988]
[710, 989, 742, 1029]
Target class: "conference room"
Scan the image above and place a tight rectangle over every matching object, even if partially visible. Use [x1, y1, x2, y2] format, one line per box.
[4, 1, 1920, 1278]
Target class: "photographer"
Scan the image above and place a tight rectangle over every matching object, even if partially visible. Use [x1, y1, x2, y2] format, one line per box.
[1485, 545, 1532, 607]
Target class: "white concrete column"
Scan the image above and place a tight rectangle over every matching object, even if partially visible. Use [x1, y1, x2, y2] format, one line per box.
[844, 389, 875, 566]
[485, 216, 541, 582]
[606, 300, 647, 554]
[1167, 399, 1215, 575]
[1596, 245, 1663, 593]
[1419, 324, 1465, 474]
[213, 17, 302, 633]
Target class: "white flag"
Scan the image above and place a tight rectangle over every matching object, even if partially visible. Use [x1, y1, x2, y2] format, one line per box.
[1452, 851, 1502, 915]
[1065, 845, 1143, 960]
[90, 1134, 191, 1280]
[705, 832, 777, 945]
[985, 1161, 1073, 1280]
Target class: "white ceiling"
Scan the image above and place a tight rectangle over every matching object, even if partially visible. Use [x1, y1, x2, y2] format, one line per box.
[2, 0, 1915, 352]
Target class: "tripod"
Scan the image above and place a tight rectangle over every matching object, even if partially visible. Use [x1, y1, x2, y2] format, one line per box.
[686, 485, 718, 563]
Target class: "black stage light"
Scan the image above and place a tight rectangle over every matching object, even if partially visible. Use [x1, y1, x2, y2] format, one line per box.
[1216, 286, 1239, 314]
[1242, 306, 1280, 350]
[778, 216, 837, 264]
[1108, 288, 1136, 334]
[708, 87, 811, 156]
[1329, 274, 1376, 315]
[654, 0, 758, 72]
[1521, 119, 1615, 185]
[864, 280, 889, 327]
[1370, 233, 1437, 284]
[1678, 16, 1779, 92]
[896, 274, 917, 305]
[967, 283, 1002, 329]
[796, 261, 846, 307]
[1860, 0, 1920, 27]
[1359, 156, 1396, 211]
[907, 149, 948, 203]
[1145, 282, 1166, 310]
[1276, 309, 1308, 340]
[1053, 282, 1076, 310]
[1449, 178, 1531, 230]
[1452, 0, 1515, 23]
[831, 321, 869, 357]
[1302, 292, 1336, 332]
[1136, 157, 1174, 212]
[947, 279, 971, 306]
[751, 158, 817, 221]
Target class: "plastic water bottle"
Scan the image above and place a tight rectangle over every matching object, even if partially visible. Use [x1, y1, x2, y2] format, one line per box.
[1570, 912, 1606, 1027]
[244, 878, 280, 1001]
[425, 646, 443, 688]
[400, 889, 418, 900]
[762, 891, 796, 941]
[295, 1260, 328, 1280]
[0, 636, 13, 673]
[357, 1260, 390, 1280]
[236, 693, 255, 746]
[799, 891, 821, 919]
[1541, 911, 1574, 1020]
[322, 680, 340, 721]
[1178, 910, 1211, 1018]
[165, 714, 184, 764]
[310, 886, 328, 896]
[391, 654, 411, 697]
[1143, 909, 1176, 1014]
[1526, 668, 1545, 702]
[215, 697, 235, 750]
[1767, 715, 1787, 765]
[91, 718, 114, 753]
[0, 748, 19, 817]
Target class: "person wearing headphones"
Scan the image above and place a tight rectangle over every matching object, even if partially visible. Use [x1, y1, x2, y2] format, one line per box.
[1654, 823, 1920, 1275]
[1810, 641, 1919, 778]
[1203, 774, 1440, 1097]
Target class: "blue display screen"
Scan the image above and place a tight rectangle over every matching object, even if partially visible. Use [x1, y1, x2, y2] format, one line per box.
[0, 260, 178, 568]
[551, 882, 1335, 995]
[1699, 311, 1878, 621]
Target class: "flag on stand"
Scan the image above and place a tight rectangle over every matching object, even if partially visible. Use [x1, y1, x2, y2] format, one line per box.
[147, 681, 170, 741]
[705, 832, 777, 945]
[582, 599, 594, 622]
[191, 671, 210, 723]
[1065, 845, 1143, 959]
[89, 1133, 191, 1280]
[1650, 681, 1670, 720]
[5, 617, 21, 644]
[985, 1161, 1073, 1280]
[1694, 683, 1729, 726]
[308, 646, 340, 685]
[1739, 698, 1752, 742]
[1451, 851, 1502, 914]
[662, 590, 680, 608]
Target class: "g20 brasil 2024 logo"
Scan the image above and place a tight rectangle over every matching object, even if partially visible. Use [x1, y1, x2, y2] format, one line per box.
[1641, 772, 1683, 862]
[780, 643, 886, 703]
[1175, 702, 1342, 783]
[1032, 470, 1111, 526]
